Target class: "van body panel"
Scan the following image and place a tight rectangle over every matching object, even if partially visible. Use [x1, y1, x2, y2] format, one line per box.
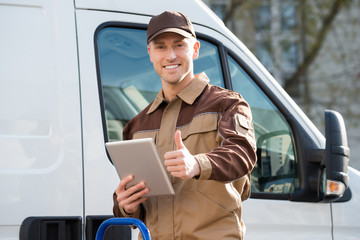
[74, 0, 224, 32]
[332, 167, 360, 239]
[243, 200, 332, 240]
[0, 0, 83, 237]
[0, 0, 359, 239]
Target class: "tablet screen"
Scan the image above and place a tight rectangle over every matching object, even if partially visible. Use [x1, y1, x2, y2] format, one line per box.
[106, 138, 175, 196]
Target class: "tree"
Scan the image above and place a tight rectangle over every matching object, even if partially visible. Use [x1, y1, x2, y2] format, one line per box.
[220, 0, 347, 97]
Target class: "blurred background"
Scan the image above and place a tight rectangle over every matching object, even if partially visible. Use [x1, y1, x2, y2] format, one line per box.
[203, 0, 360, 170]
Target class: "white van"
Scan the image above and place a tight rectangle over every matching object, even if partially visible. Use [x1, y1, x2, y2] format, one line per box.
[1, 0, 359, 239]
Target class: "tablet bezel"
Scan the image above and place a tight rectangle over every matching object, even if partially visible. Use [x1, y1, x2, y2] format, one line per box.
[105, 138, 175, 197]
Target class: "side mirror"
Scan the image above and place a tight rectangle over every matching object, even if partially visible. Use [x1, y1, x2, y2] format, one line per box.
[320, 110, 350, 201]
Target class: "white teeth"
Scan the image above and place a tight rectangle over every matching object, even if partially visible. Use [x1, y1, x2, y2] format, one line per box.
[165, 64, 179, 69]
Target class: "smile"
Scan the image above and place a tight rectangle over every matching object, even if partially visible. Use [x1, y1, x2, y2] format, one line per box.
[164, 64, 180, 69]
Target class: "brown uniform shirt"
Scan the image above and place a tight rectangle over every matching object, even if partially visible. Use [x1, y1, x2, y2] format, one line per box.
[113, 73, 257, 240]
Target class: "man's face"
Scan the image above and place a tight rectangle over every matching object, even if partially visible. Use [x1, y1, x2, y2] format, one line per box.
[147, 32, 199, 87]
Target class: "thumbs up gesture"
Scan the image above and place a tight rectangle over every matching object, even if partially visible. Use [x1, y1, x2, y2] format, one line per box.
[164, 130, 200, 179]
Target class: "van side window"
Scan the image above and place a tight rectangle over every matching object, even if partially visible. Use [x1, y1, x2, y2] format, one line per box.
[228, 55, 299, 194]
[194, 40, 225, 88]
[96, 27, 225, 141]
[97, 28, 158, 141]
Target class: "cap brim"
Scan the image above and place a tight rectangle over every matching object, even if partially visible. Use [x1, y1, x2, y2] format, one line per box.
[147, 28, 193, 43]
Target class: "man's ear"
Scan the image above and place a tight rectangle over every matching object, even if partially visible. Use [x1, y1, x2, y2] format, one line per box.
[192, 41, 200, 60]
[147, 44, 153, 62]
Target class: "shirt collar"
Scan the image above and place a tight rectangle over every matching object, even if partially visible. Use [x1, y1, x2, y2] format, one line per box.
[147, 72, 209, 114]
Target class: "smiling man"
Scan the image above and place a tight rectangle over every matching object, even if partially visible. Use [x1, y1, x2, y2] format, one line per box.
[113, 11, 257, 240]
[148, 31, 199, 101]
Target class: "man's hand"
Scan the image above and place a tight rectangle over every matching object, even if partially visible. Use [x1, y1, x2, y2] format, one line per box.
[115, 175, 149, 214]
[164, 130, 200, 179]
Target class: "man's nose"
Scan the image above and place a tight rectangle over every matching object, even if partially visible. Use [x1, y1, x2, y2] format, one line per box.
[166, 48, 176, 60]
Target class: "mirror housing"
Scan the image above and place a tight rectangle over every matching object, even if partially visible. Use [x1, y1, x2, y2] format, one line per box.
[320, 110, 350, 202]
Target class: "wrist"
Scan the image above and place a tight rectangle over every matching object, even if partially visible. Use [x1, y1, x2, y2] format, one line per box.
[120, 206, 134, 217]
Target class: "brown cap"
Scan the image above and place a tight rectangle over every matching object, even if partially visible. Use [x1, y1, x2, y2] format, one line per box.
[147, 11, 196, 44]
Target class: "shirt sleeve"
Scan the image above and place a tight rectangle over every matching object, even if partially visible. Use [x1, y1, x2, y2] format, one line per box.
[195, 97, 257, 181]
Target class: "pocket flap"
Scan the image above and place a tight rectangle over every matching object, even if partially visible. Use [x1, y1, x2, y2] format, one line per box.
[179, 112, 219, 140]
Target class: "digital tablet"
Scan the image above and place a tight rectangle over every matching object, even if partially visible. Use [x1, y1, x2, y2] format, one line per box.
[105, 138, 175, 197]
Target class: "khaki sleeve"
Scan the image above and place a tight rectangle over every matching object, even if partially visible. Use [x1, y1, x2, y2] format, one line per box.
[194, 153, 212, 180]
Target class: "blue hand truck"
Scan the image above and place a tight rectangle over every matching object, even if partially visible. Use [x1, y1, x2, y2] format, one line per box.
[95, 218, 151, 240]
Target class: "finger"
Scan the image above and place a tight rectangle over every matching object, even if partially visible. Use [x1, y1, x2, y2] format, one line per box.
[117, 181, 145, 201]
[121, 188, 149, 213]
[125, 197, 148, 211]
[174, 130, 185, 150]
[130, 187, 149, 200]
[170, 171, 188, 179]
[164, 150, 183, 160]
[167, 164, 185, 172]
[164, 158, 184, 167]
[116, 175, 133, 194]
[127, 196, 148, 210]
[126, 181, 146, 196]
[120, 187, 149, 206]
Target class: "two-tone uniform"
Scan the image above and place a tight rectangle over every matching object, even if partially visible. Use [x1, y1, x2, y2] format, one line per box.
[113, 72, 257, 240]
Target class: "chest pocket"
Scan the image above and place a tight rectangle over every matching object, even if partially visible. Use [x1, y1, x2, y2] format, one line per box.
[133, 129, 158, 142]
[178, 112, 220, 155]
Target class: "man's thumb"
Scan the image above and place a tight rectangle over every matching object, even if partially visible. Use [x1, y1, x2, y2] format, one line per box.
[174, 130, 185, 150]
